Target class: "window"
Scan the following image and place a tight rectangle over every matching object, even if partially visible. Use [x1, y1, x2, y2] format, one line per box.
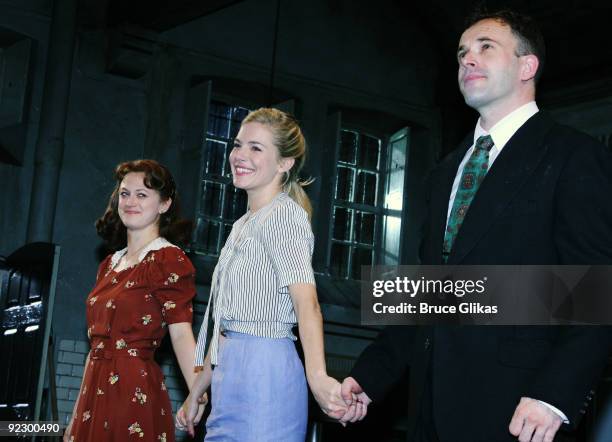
[329, 125, 409, 279]
[330, 130, 380, 279]
[181, 79, 295, 258]
[192, 101, 250, 255]
[381, 128, 409, 266]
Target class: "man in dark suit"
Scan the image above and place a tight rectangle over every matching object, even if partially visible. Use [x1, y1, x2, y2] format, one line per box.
[338, 9, 612, 442]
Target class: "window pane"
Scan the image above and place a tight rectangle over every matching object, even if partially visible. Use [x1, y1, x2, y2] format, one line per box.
[207, 102, 231, 138]
[233, 106, 249, 121]
[385, 129, 407, 211]
[382, 215, 401, 265]
[229, 106, 249, 138]
[354, 211, 375, 245]
[359, 134, 380, 170]
[201, 181, 223, 217]
[224, 153, 233, 176]
[194, 219, 220, 254]
[356, 171, 377, 206]
[330, 243, 350, 278]
[196, 100, 253, 255]
[351, 247, 373, 280]
[330, 125, 405, 279]
[223, 186, 247, 221]
[339, 130, 357, 164]
[204, 139, 227, 176]
[223, 223, 233, 243]
[333, 207, 352, 241]
[335, 166, 354, 201]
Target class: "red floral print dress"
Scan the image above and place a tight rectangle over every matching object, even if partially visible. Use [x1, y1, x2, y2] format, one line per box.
[69, 240, 195, 442]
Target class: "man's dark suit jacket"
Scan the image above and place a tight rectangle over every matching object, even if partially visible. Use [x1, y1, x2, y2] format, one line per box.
[351, 112, 612, 442]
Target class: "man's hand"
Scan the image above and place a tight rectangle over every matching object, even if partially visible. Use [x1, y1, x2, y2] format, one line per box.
[338, 376, 372, 424]
[509, 397, 563, 442]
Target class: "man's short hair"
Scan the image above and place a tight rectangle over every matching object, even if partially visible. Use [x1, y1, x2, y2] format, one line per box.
[465, 8, 546, 84]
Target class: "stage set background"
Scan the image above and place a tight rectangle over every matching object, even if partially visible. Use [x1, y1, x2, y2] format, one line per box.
[1, 0, 611, 440]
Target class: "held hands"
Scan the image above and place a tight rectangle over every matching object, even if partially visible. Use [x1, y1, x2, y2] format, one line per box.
[175, 392, 208, 437]
[309, 373, 353, 422]
[311, 375, 372, 425]
[509, 397, 562, 442]
[339, 376, 372, 424]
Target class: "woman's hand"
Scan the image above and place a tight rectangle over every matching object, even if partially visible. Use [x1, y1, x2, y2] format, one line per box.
[176, 392, 208, 437]
[309, 373, 351, 421]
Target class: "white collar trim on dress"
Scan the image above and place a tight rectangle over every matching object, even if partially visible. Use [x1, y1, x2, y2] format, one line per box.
[110, 237, 179, 269]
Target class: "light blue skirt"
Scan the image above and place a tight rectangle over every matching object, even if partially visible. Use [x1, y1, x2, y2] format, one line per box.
[204, 331, 308, 442]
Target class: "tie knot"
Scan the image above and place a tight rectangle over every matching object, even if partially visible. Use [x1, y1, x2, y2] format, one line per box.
[475, 135, 494, 152]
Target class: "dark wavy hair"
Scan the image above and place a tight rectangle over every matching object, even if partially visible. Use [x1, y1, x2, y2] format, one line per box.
[465, 8, 546, 84]
[95, 159, 192, 250]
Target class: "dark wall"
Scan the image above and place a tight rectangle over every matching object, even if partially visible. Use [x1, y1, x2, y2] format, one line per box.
[2, 0, 610, 395]
[51, 68, 147, 340]
[0, 1, 51, 256]
[162, 0, 437, 105]
[2, 1, 611, 439]
[0, 0, 440, 342]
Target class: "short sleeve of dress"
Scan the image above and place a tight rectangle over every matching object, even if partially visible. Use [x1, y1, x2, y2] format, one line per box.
[149, 247, 196, 324]
[262, 201, 316, 290]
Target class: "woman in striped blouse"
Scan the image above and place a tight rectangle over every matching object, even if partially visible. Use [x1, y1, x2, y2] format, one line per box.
[176, 108, 350, 440]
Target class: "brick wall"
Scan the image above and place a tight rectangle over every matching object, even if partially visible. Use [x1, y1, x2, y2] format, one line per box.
[56, 339, 88, 425]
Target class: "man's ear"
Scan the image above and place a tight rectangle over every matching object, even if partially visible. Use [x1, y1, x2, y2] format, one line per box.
[520, 54, 539, 82]
[279, 157, 295, 174]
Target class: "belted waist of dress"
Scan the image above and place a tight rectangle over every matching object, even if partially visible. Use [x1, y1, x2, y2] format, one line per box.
[90, 339, 156, 360]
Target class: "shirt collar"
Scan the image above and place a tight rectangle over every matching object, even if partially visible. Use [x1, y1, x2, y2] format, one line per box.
[473, 101, 539, 150]
[110, 237, 177, 269]
[243, 191, 287, 222]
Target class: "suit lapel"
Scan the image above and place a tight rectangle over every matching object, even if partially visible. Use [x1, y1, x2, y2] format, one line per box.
[448, 112, 555, 264]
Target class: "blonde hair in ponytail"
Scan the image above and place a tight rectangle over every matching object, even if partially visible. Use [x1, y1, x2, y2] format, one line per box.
[242, 108, 313, 220]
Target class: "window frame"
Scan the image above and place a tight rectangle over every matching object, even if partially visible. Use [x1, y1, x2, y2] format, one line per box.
[187, 83, 297, 258]
[192, 94, 255, 257]
[327, 121, 395, 280]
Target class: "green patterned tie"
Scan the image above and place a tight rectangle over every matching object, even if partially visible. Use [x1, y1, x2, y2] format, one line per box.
[442, 135, 494, 262]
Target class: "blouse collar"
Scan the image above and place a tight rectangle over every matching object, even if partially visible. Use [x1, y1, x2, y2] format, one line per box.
[110, 237, 177, 270]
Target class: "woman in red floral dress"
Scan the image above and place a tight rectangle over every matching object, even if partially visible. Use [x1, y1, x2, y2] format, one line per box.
[64, 160, 204, 441]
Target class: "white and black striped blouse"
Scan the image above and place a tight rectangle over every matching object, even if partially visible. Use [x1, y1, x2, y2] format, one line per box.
[195, 192, 316, 366]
